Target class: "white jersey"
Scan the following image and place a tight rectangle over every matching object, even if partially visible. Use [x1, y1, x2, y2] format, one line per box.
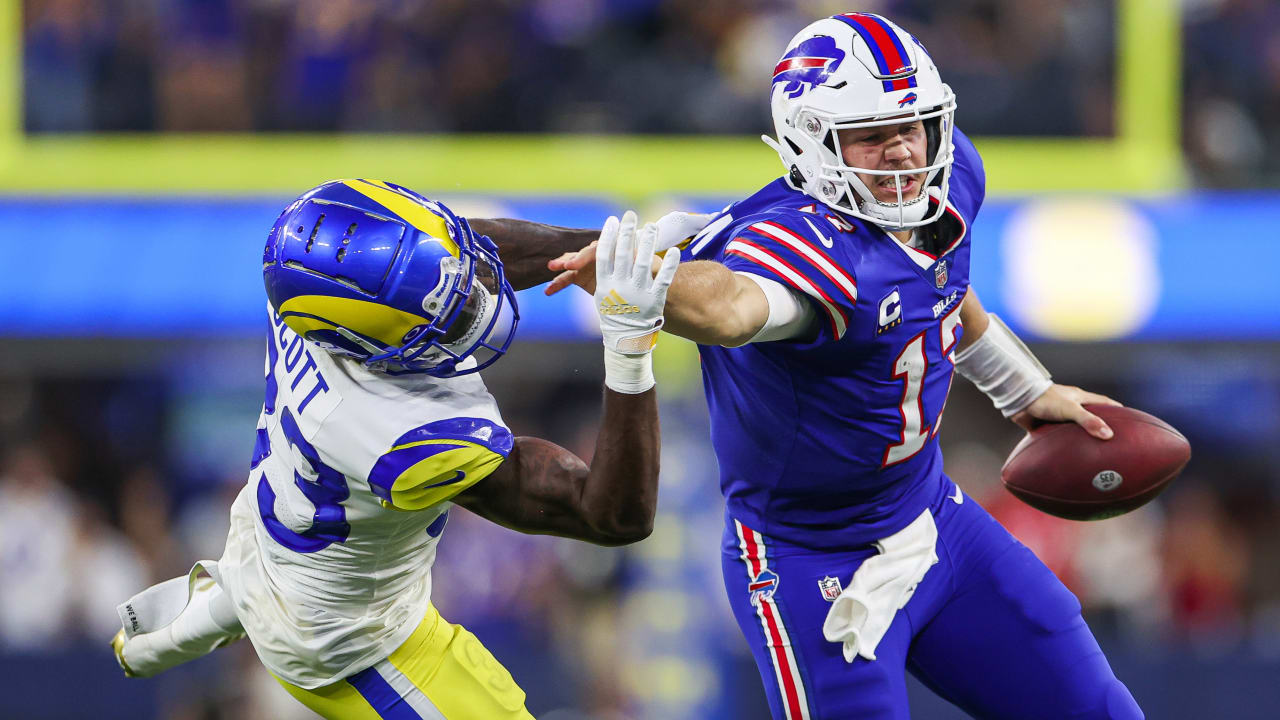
[216, 307, 512, 689]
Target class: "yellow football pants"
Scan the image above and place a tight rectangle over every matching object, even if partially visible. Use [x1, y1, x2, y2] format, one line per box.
[274, 604, 534, 720]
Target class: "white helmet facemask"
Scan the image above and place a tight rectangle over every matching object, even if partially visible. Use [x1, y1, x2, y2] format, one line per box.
[765, 13, 958, 230]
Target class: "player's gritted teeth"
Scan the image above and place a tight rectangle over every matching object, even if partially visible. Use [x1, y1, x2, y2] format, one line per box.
[874, 174, 922, 202]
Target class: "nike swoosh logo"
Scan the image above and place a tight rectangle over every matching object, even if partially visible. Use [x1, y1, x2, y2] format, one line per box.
[951, 487, 964, 505]
[803, 217, 834, 248]
[420, 470, 467, 490]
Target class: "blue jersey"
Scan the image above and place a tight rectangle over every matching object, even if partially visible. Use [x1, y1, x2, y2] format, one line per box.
[682, 129, 985, 549]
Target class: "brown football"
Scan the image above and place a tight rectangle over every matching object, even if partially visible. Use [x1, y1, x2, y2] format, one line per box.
[1000, 405, 1191, 521]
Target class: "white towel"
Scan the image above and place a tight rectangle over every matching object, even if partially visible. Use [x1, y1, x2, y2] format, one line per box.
[821, 509, 939, 662]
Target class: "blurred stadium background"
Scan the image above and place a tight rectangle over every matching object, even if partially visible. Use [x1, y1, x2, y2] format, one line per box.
[1, 0, 1278, 718]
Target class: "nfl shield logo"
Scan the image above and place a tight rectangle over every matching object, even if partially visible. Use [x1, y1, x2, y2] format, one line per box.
[934, 260, 948, 289]
[818, 576, 843, 602]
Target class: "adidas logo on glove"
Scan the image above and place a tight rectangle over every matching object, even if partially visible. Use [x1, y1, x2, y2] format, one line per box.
[599, 290, 641, 315]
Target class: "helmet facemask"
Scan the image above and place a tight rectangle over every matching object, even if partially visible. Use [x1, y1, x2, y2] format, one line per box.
[420, 249, 517, 376]
[364, 216, 519, 378]
[787, 91, 956, 230]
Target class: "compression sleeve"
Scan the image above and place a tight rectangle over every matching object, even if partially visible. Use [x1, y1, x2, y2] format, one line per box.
[720, 218, 858, 341]
[731, 272, 818, 345]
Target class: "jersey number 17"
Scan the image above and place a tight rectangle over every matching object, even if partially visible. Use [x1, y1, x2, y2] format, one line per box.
[883, 305, 962, 467]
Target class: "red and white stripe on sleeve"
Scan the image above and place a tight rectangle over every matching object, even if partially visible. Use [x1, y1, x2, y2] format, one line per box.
[723, 218, 857, 340]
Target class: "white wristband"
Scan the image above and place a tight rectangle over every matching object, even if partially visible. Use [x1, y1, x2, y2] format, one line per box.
[603, 347, 655, 394]
[954, 314, 1052, 417]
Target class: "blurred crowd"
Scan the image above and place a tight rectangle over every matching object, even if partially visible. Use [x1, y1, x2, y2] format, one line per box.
[20, 0, 1280, 185]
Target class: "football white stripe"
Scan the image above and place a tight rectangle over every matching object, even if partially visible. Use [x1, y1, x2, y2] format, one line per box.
[758, 602, 798, 719]
[750, 222, 858, 304]
[738, 522, 793, 719]
[738, 523, 811, 720]
[750, 528, 810, 718]
[762, 602, 810, 718]
[373, 659, 447, 720]
[735, 519, 753, 576]
[727, 240, 847, 338]
[749, 527, 769, 574]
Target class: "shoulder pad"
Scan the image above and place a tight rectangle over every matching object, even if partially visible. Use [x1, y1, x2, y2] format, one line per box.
[368, 417, 513, 511]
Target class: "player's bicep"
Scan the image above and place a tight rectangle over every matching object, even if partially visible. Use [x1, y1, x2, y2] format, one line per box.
[452, 437, 592, 537]
[368, 419, 514, 511]
[706, 271, 772, 347]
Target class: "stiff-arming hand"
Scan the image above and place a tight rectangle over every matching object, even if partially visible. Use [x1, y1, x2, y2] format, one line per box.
[595, 211, 680, 355]
[547, 210, 712, 296]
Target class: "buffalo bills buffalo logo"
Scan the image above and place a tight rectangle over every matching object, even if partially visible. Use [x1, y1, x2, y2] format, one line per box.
[748, 569, 780, 606]
[773, 36, 845, 99]
[897, 92, 918, 107]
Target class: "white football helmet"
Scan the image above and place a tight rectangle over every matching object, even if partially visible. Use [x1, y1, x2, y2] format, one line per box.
[765, 13, 957, 229]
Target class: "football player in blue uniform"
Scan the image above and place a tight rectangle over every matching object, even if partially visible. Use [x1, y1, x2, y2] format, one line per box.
[548, 12, 1144, 720]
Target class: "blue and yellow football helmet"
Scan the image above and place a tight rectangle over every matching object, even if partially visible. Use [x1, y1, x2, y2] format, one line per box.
[263, 179, 518, 377]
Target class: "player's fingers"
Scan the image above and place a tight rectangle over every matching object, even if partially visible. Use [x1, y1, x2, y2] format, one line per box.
[547, 251, 577, 272]
[651, 246, 681, 297]
[566, 241, 598, 271]
[614, 211, 638, 278]
[596, 216, 619, 279]
[545, 269, 577, 296]
[1073, 406, 1114, 440]
[633, 223, 658, 285]
[1080, 392, 1124, 408]
[552, 242, 597, 272]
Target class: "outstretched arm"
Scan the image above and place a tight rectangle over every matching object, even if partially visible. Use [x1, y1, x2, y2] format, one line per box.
[473, 212, 711, 292]
[454, 212, 681, 545]
[470, 218, 597, 291]
[653, 261, 773, 346]
[547, 244, 774, 346]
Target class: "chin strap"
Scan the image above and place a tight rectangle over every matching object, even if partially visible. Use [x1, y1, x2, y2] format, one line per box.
[859, 190, 932, 229]
[336, 326, 386, 356]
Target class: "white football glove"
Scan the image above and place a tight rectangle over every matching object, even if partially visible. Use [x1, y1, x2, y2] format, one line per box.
[595, 211, 680, 393]
[653, 210, 717, 253]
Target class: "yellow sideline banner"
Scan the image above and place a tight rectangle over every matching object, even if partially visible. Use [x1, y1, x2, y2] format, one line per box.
[0, 0, 1181, 198]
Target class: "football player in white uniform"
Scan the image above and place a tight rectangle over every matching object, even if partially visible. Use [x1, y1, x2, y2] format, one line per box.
[111, 179, 680, 720]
